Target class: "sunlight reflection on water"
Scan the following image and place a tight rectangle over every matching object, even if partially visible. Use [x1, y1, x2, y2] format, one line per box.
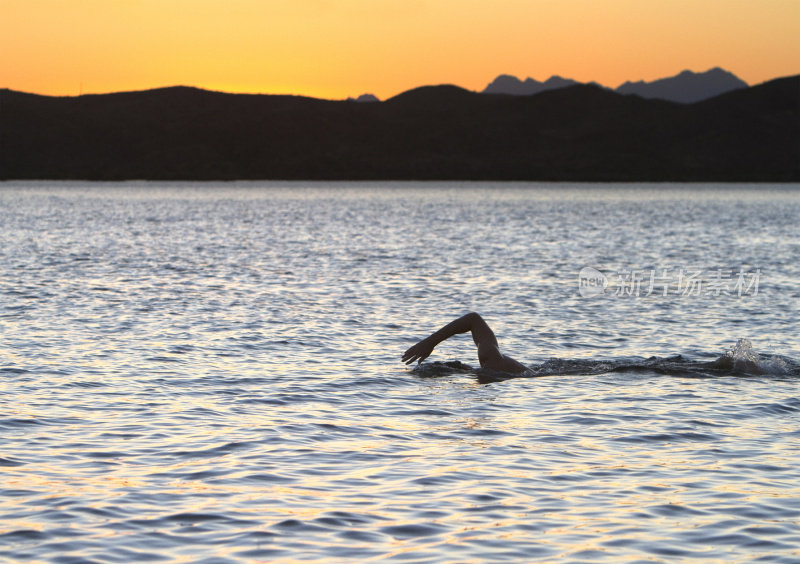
[1, 182, 800, 563]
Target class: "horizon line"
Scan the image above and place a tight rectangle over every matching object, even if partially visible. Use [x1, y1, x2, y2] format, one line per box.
[5, 68, 798, 101]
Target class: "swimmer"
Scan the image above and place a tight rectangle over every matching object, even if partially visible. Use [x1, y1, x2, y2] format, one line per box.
[402, 312, 528, 374]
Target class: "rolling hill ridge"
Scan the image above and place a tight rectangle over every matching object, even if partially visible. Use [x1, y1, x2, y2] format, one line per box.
[2, 75, 798, 181]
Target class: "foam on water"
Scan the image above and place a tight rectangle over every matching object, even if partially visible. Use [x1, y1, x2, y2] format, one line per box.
[722, 337, 790, 375]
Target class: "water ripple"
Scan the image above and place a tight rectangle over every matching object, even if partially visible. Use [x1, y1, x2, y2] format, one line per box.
[1, 182, 799, 563]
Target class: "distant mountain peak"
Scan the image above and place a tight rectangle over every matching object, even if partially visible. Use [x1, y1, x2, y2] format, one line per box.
[483, 74, 579, 96]
[482, 67, 748, 103]
[347, 93, 380, 103]
[616, 68, 748, 103]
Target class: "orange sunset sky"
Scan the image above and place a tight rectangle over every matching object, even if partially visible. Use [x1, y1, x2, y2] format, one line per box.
[2, 0, 798, 100]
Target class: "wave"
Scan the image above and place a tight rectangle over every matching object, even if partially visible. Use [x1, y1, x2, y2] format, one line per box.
[411, 339, 800, 383]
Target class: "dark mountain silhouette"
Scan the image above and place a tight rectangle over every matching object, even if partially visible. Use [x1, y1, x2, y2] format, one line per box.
[483, 74, 579, 96]
[616, 67, 748, 103]
[483, 67, 749, 103]
[2, 75, 798, 181]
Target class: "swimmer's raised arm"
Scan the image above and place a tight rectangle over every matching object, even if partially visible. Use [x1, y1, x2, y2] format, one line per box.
[402, 312, 527, 374]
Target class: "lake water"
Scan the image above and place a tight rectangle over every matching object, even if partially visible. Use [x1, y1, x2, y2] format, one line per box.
[1, 181, 799, 563]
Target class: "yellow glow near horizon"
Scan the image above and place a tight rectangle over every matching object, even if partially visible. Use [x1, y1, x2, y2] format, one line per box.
[2, 0, 798, 99]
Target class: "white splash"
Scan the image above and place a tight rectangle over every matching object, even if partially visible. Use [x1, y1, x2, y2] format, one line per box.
[726, 338, 788, 375]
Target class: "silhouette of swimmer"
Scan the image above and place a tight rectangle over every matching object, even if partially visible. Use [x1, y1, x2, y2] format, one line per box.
[402, 312, 528, 374]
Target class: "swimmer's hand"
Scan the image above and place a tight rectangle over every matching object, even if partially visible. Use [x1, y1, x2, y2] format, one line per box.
[402, 338, 435, 365]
